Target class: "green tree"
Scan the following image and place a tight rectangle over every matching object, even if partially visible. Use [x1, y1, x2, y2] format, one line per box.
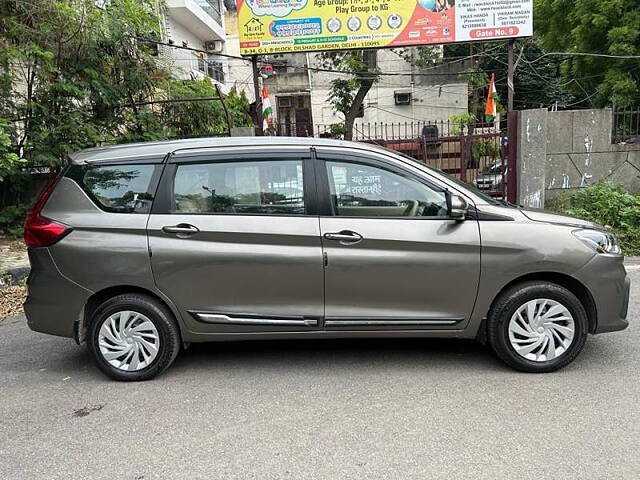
[0, 0, 169, 166]
[162, 80, 252, 138]
[535, 0, 640, 108]
[445, 40, 577, 112]
[0, 118, 23, 181]
[1, 0, 253, 167]
[319, 50, 379, 141]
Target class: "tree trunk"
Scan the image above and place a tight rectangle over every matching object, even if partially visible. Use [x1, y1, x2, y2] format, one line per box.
[344, 78, 374, 141]
[344, 50, 377, 141]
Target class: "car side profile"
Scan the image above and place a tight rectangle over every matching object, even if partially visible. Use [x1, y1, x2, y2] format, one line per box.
[24, 137, 630, 381]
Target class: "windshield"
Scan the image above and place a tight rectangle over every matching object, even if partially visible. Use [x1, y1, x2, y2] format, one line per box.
[380, 147, 502, 205]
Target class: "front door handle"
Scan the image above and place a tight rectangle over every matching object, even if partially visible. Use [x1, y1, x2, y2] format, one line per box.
[162, 223, 200, 237]
[323, 230, 363, 244]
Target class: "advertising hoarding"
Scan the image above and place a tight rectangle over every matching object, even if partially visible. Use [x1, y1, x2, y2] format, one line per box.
[237, 0, 533, 56]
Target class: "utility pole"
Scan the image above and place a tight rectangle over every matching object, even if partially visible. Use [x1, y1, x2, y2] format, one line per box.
[506, 38, 517, 205]
[252, 55, 263, 136]
[507, 38, 515, 112]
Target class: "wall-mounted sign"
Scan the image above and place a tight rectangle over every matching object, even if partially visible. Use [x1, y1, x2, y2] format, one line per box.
[237, 0, 533, 55]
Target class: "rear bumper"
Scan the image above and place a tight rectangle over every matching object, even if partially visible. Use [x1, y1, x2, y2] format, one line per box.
[24, 248, 91, 339]
[574, 254, 630, 334]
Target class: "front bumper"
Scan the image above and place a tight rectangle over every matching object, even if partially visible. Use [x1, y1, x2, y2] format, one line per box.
[24, 248, 91, 339]
[574, 254, 630, 334]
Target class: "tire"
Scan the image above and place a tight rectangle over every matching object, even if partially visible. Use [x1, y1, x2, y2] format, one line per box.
[487, 281, 588, 373]
[87, 294, 181, 381]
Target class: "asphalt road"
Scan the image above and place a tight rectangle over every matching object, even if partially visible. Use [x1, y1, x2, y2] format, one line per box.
[1, 269, 639, 480]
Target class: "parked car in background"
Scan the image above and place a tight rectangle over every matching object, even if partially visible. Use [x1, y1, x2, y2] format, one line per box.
[23, 138, 630, 380]
[473, 161, 506, 195]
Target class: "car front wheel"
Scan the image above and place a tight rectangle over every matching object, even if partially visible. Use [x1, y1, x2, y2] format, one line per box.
[487, 281, 589, 373]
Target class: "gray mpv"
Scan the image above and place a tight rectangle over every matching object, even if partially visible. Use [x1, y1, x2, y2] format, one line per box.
[24, 138, 630, 381]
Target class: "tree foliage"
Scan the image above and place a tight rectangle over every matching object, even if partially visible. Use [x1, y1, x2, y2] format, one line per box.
[319, 50, 379, 141]
[163, 80, 251, 139]
[444, 40, 577, 113]
[0, 0, 251, 176]
[0, 119, 23, 181]
[0, 0, 169, 166]
[534, 0, 640, 108]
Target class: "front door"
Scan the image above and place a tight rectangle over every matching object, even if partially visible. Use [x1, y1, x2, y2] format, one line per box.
[316, 150, 481, 329]
[148, 147, 324, 334]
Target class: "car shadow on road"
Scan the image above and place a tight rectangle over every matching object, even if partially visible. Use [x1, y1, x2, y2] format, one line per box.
[6, 322, 627, 380]
[168, 337, 506, 376]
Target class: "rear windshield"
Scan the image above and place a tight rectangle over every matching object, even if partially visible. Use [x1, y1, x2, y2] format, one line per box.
[67, 164, 159, 213]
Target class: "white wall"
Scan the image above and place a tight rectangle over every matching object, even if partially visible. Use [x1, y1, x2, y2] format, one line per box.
[224, 10, 255, 101]
[309, 49, 467, 135]
[164, 11, 229, 91]
[224, 37, 254, 101]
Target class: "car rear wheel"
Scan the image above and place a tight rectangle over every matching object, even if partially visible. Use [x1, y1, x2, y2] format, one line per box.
[487, 281, 588, 373]
[87, 294, 180, 381]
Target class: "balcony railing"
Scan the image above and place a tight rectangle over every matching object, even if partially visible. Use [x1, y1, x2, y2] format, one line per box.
[185, 55, 224, 83]
[194, 0, 221, 25]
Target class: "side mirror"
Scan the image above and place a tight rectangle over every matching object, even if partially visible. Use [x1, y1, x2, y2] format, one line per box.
[448, 194, 469, 221]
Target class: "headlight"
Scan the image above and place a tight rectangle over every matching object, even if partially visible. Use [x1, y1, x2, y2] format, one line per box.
[573, 229, 621, 254]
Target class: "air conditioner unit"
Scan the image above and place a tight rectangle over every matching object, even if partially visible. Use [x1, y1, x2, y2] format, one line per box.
[394, 91, 412, 106]
[204, 40, 222, 52]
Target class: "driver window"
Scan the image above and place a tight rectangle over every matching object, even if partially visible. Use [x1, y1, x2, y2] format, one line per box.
[326, 160, 448, 218]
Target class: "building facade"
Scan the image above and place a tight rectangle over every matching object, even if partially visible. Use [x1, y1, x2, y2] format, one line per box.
[224, 9, 470, 137]
[162, 0, 228, 88]
[307, 49, 469, 138]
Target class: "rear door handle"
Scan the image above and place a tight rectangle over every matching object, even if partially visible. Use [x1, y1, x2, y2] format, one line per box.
[323, 230, 363, 244]
[162, 224, 200, 237]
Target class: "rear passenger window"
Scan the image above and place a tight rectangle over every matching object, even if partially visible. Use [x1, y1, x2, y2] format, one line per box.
[172, 160, 305, 215]
[80, 165, 157, 213]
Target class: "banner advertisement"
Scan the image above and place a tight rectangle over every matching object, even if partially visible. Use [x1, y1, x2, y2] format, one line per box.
[237, 0, 533, 55]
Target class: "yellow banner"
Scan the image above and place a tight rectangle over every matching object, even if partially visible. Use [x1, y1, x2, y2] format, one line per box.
[237, 0, 533, 56]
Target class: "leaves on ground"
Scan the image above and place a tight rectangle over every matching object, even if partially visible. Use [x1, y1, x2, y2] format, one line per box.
[0, 285, 26, 319]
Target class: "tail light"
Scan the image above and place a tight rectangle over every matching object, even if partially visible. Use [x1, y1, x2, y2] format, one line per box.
[24, 177, 71, 248]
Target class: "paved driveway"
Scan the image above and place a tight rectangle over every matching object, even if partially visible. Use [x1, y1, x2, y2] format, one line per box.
[1, 269, 639, 480]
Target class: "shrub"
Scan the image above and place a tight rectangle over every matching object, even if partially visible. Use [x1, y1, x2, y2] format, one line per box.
[546, 182, 640, 255]
[0, 205, 29, 238]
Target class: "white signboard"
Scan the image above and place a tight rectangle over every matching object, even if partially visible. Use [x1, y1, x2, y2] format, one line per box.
[455, 0, 534, 42]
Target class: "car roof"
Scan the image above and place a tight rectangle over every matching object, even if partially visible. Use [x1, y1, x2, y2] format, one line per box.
[68, 136, 395, 165]
[67, 136, 495, 205]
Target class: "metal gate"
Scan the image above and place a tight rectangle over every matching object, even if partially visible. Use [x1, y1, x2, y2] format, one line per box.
[421, 126, 507, 200]
[351, 121, 509, 201]
[280, 120, 517, 203]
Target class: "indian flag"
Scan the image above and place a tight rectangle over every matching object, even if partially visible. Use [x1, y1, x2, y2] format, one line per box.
[261, 86, 273, 130]
[485, 73, 498, 122]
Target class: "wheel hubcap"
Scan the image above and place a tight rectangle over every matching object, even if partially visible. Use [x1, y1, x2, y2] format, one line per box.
[508, 299, 575, 362]
[98, 311, 160, 371]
